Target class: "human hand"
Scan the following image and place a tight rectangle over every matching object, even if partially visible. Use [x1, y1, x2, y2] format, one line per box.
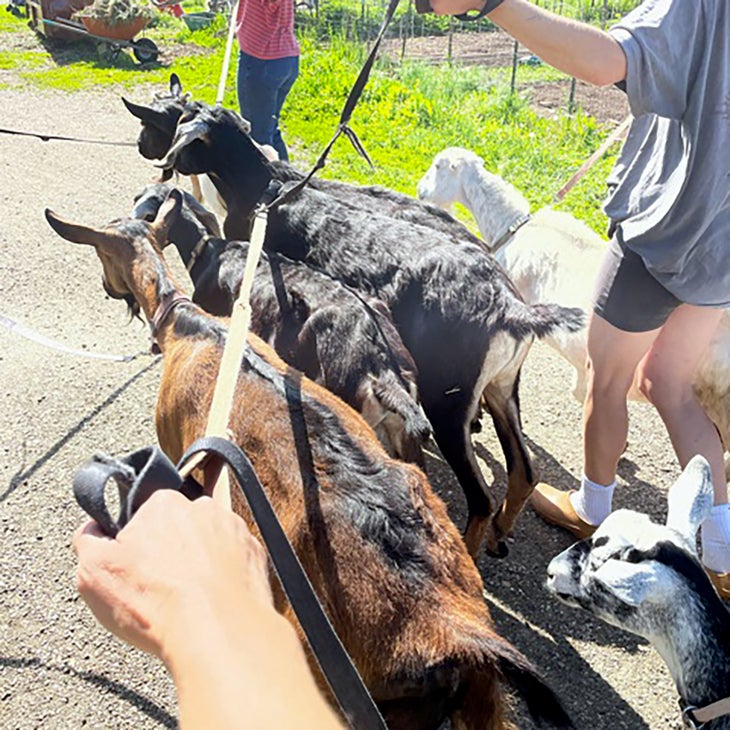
[73, 490, 273, 663]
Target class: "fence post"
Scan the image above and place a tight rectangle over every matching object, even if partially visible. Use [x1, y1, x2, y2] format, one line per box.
[510, 38, 518, 95]
[447, 16, 454, 64]
[568, 76, 576, 114]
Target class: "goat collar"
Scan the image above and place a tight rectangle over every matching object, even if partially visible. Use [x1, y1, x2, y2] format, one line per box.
[492, 213, 532, 254]
[681, 696, 730, 729]
[186, 235, 214, 273]
[149, 291, 191, 343]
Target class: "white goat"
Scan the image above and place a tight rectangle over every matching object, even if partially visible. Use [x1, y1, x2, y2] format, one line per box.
[417, 147, 730, 468]
[546, 455, 730, 729]
[417, 146, 610, 402]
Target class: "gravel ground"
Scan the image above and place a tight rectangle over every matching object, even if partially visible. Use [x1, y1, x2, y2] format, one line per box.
[0, 82, 683, 730]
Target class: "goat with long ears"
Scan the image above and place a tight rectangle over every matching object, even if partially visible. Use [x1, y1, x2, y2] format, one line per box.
[124, 75, 485, 242]
[547, 456, 730, 729]
[45, 190, 574, 730]
[156, 102, 585, 559]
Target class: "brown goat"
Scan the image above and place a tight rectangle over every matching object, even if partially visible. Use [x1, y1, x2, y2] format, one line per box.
[45, 192, 572, 730]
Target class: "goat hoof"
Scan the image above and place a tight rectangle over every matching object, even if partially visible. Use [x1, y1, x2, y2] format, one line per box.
[486, 541, 509, 559]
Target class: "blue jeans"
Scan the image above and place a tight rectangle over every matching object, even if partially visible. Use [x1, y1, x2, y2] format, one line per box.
[237, 52, 299, 162]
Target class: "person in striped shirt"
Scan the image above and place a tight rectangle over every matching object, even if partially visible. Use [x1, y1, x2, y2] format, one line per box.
[236, 0, 300, 161]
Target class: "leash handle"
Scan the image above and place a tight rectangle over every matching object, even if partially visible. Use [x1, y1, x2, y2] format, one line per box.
[72, 436, 386, 728]
[72, 447, 200, 537]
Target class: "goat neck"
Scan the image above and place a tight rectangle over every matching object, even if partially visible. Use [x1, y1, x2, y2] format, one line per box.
[177, 110, 272, 239]
[460, 165, 530, 246]
[654, 595, 730, 724]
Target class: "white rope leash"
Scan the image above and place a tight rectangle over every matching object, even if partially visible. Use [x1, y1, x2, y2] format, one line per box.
[178, 211, 269, 509]
[0, 312, 148, 362]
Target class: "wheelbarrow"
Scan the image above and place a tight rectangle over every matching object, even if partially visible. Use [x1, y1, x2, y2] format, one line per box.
[28, 0, 159, 63]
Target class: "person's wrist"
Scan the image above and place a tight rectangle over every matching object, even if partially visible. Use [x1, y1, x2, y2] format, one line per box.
[159, 593, 290, 677]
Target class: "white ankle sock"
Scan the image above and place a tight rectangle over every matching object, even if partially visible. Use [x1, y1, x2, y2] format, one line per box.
[701, 504, 730, 573]
[570, 474, 616, 526]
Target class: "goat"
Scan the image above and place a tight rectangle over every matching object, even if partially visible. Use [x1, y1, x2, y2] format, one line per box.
[122, 74, 243, 220]
[546, 455, 730, 729]
[132, 182, 432, 466]
[417, 147, 730, 473]
[45, 191, 574, 730]
[417, 146, 601, 402]
[122, 75, 484, 245]
[156, 103, 585, 558]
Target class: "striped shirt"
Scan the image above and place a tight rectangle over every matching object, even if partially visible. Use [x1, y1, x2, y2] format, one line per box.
[236, 0, 299, 60]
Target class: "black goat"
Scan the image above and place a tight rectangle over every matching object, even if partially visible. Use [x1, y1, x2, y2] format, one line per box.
[122, 75, 485, 245]
[132, 183, 432, 465]
[157, 104, 585, 558]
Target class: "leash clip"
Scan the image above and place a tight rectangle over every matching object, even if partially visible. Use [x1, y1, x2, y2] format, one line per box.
[681, 704, 705, 730]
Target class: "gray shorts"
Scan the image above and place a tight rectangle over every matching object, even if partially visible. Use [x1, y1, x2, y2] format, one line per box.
[593, 237, 682, 333]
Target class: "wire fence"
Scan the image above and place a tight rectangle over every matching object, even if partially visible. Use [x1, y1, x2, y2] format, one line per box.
[296, 0, 640, 119]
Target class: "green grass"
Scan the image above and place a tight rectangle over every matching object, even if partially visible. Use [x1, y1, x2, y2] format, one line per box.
[0, 9, 28, 33]
[0, 49, 47, 69]
[0, 5, 623, 235]
[280, 32, 617, 233]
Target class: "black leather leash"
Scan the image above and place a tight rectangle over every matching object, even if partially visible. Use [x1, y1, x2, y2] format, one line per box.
[72, 437, 387, 730]
[263, 0, 401, 214]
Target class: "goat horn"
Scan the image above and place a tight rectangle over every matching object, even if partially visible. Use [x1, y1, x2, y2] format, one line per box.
[157, 118, 209, 170]
[45, 209, 108, 247]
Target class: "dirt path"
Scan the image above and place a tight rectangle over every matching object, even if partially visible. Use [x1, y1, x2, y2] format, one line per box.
[0, 82, 681, 729]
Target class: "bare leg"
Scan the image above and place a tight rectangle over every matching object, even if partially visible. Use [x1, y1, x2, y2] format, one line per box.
[583, 313, 660, 486]
[636, 304, 726, 503]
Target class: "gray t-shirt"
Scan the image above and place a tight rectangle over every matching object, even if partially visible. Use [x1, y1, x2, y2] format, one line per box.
[605, 0, 730, 306]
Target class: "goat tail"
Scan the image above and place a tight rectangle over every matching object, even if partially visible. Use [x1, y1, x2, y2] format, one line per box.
[452, 635, 575, 730]
[506, 302, 585, 340]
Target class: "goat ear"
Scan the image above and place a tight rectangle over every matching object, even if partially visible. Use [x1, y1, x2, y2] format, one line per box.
[152, 189, 183, 240]
[158, 117, 210, 170]
[170, 73, 183, 98]
[45, 209, 106, 247]
[594, 558, 675, 607]
[666, 455, 714, 546]
[122, 97, 167, 129]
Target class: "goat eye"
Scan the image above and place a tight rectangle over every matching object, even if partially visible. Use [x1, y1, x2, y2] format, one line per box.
[624, 548, 644, 563]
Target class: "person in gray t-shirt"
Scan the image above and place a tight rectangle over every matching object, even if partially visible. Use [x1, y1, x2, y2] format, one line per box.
[429, 0, 730, 599]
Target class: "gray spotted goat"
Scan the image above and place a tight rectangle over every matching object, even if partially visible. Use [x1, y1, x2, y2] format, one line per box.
[547, 456, 730, 729]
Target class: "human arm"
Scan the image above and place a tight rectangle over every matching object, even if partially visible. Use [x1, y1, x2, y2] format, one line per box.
[73, 491, 343, 730]
[428, 0, 627, 86]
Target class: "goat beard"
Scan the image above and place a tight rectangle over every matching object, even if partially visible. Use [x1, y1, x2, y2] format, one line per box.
[123, 294, 142, 321]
